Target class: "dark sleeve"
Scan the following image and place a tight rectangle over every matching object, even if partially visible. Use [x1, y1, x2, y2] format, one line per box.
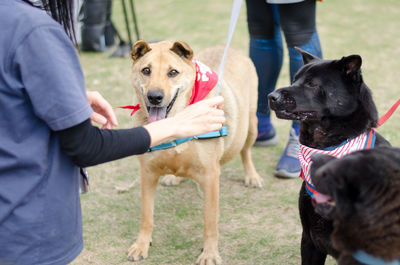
[56, 119, 151, 167]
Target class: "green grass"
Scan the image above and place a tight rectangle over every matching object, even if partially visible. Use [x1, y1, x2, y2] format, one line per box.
[72, 0, 400, 264]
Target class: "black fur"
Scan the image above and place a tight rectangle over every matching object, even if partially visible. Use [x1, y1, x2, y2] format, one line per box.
[268, 48, 390, 264]
[310, 148, 400, 265]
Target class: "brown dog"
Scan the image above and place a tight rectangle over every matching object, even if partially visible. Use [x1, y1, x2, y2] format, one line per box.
[127, 40, 262, 264]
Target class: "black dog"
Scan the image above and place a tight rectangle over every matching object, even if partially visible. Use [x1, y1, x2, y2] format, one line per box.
[268, 48, 390, 264]
[310, 147, 400, 265]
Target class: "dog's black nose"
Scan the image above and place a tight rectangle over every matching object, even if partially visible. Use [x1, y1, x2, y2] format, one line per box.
[147, 90, 164, 105]
[268, 91, 281, 102]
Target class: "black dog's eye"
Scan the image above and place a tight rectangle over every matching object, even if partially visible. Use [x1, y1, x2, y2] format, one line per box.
[167, 69, 179, 78]
[141, 67, 151, 76]
[307, 80, 318, 88]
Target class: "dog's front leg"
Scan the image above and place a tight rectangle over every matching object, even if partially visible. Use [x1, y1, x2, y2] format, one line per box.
[195, 167, 222, 265]
[127, 169, 159, 261]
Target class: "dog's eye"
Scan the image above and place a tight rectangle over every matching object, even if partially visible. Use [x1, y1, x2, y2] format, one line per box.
[168, 69, 179, 78]
[307, 80, 318, 88]
[141, 67, 151, 76]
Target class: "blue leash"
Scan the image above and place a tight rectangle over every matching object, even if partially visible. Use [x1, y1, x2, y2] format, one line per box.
[148, 126, 228, 152]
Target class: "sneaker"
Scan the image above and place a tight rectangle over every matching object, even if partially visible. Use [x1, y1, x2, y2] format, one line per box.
[254, 113, 279, 147]
[274, 128, 301, 178]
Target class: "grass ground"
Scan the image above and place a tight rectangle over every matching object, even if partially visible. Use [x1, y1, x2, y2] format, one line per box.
[72, 0, 400, 264]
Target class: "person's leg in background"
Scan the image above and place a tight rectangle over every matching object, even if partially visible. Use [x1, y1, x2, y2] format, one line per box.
[274, 0, 323, 178]
[246, 0, 283, 146]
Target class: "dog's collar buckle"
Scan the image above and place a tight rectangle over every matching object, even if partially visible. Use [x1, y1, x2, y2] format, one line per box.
[147, 126, 228, 152]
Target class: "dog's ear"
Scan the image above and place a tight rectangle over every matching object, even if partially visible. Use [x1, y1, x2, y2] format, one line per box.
[295, 47, 320, 65]
[338, 55, 362, 81]
[338, 55, 376, 125]
[131, 40, 152, 61]
[170, 41, 193, 60]
[310, 154, 337, 193]
[311, 154, 336, 173]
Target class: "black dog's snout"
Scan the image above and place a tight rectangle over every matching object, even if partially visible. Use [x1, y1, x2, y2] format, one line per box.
[147, 90, 164, 105]
[268, 91, 281, 103]
[268, 88, 297, 113]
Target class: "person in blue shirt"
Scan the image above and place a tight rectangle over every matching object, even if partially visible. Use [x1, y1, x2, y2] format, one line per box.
[0, 1, 225, 264]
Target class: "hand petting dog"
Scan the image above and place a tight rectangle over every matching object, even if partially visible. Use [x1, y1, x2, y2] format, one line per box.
[143, 96, 225, 147]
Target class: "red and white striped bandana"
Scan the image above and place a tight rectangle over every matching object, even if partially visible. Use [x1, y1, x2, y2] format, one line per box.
[299, 130, 376, 197]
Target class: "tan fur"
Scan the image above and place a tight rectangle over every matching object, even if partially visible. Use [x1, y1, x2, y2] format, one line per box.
[128, 40, 261, 265]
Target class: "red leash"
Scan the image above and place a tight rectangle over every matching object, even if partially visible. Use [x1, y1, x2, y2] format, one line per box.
[376, 99, 400, 128]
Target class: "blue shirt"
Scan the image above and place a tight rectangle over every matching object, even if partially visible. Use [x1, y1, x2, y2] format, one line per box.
[0, 1, 93, 264]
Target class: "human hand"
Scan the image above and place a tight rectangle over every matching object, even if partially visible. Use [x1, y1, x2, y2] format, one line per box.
[87, 91, 118, 129]
[170, 96, 225, 138]
[143, 96, 225, 147]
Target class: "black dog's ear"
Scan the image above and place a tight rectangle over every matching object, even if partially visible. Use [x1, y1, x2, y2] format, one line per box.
[295, 46, 320, 65]
[338, 55, 362, 81]
[170, 41, 193, 60]
[310, 154, 337, 192]
[311, 154, 337, 168]
[131, 40, 152, 61]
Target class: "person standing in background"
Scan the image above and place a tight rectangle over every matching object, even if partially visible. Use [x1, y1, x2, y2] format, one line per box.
[245, 0, 323, 178]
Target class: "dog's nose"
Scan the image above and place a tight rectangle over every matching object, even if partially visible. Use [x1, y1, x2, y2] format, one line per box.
[147, 90, 164, 105]
[268, 91, 281, 103]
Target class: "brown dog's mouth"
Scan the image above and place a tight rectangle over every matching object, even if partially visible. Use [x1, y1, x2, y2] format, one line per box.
[147, 89, 179, 123]
[147, 107, 167, 123]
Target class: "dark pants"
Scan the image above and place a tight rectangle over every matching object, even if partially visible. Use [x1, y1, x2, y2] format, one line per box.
[246, 0, 322, 117]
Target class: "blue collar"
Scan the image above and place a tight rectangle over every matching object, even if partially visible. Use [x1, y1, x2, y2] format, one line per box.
[353, 250, 400, 265]
[147, 126, 228, 152]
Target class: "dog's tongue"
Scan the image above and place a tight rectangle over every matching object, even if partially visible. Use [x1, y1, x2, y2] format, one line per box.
[313, 193, 332, 204]
[148, 107, 167, 123]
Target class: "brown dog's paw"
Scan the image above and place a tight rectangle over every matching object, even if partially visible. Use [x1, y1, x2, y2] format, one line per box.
[160, 175, 185, 186]
[127, 241, 150, 262]
[245, 174, 263, 188]
[195, 248, 222, 265]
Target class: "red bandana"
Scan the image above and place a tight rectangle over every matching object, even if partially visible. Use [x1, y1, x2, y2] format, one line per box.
[188, 59, 218, 105]
[115, 104, 140, 116]
[116, 59, 218, 116]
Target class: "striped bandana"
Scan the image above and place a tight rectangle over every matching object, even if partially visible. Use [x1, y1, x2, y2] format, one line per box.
[299, 130, 376, 197]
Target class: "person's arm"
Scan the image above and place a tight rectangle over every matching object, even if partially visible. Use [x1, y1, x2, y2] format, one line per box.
[57, 119, 150, 167]
[86, 91, 225, 147]
[57, 96, 225, 167]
